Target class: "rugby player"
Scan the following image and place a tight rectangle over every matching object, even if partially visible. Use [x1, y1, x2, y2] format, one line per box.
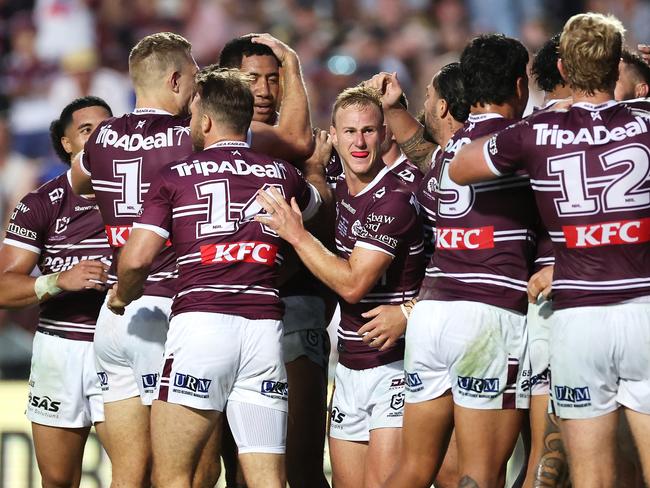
[108, 67, 322, 488]
[220, 35, 331, 488]
[450, 13, 650, 487]
[365, 63, 470, 488]
[255, 86, 425, 488]
[615, 48, 650, 101]
[0, 96, 112, 488]
[381, 35, 533, 488]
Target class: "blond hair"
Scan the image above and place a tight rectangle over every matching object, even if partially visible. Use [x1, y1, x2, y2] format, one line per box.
[195, 66, 254, 134]
[559, 13, 625, 95]
[331, 86, 383, 127]
[129, 32, 192, 88]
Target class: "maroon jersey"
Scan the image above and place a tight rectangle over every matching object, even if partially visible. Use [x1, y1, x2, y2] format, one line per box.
[418, 113, 537, 314]
[3, 172, 111, 341]
[484, 100, 650, 309]
[417, 147, 443, 261]
[80, 108, 192, 298]
[335, 167, 425, 370]
[135, 141, 320, 320]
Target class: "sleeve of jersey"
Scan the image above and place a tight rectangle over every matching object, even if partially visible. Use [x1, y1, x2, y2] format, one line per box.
[133, 173, 173, 240]
[354, 193, 415, 258]
[290, 169, 322, 222]
[3, 194, 47, 254]
[481, 121, 527, 177]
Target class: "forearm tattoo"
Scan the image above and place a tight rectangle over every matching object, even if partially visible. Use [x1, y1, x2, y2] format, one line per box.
[533, 413, 571, 487]
[398, 126, 437, 173]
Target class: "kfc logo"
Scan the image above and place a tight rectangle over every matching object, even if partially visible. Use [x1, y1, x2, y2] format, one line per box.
[563, 218, 650, 248]
[200, 241, 278, 266]
[436, 226, 494, 250]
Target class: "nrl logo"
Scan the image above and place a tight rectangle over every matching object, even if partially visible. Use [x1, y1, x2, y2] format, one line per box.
[54, 217, 70, 234]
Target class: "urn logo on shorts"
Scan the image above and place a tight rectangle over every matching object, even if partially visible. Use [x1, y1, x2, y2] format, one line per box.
[174, 373, 212, 395]
[389, 378, 406, 389]
[554, 385, 591, 403]
[405, 372, 423, 390]
[97, 372, 109, 386]
[457, 376, 500, 393]
[142, 373, 159, 389]
[260, 380, 288, 400]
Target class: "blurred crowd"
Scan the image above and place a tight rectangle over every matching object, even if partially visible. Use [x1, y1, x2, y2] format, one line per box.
[0, 0, 649, 372]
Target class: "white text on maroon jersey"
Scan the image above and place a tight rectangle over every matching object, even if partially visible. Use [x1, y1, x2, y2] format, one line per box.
[200, 241, 278, 266]
[95, 125, 188, 151]
[436, 226, 495, 250]
[533, 118, 648, 148]
[563, 218, 650, 248]
[171, 159, 288, 179]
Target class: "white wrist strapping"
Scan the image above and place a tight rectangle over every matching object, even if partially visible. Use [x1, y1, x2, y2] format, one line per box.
[34, 273, 62, 300]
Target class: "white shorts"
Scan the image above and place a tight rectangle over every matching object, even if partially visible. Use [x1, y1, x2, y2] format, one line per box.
[94, 294, 170, 405]
[158, 312, 288, 413]
[549, 302, 650, 419]
[405, 300, 530, 410]
[27, 332, 103, 428]
[329, 361, 404, 442]
[527, 298, 553, 396]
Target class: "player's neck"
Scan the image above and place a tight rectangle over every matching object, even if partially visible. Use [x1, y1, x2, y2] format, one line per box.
[203, 132, 248, 148]
[571, 89, 615, 105]
[382, 143, 401, 168]
[470, 102, 518, 119]
[134, 94, 179, 116]
[346, 160, 383, 196]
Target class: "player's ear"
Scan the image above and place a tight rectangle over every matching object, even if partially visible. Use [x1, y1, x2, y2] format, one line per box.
[329, 125, 338, 147]
[170, 70, 181, 94]
[557, 59, 568, 83]
[61, 136, 73, 156]
[201, 113, 211, 135]
[635, 82, 649, 99]
[438, 98, 449, 119]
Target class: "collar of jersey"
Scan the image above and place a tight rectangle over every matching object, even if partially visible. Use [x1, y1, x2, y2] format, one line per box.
[354, 165, 391, 198]
[132, 108, 173, 115]
[387, 152, 408, 171]
[467, 112, 504, 123]
[205, 140, 251, 150]
[572, 100, 618, 111]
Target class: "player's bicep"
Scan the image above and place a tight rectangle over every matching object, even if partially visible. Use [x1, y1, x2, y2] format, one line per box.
[347, 245, 393, 299]
[0, 244, 40, 275]
[448, 135, 499, 185]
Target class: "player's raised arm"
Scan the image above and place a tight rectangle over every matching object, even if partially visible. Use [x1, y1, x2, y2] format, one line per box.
[447, 134, 497, 185]
[248, 34, 314, 161]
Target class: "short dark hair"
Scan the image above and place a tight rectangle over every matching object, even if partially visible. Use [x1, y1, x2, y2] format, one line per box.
[218, 36, 280, 68]
[532, 34, 565, 93]
[195, 65, 254, 134]
[622, 48, 650, 86]
[432, 62, 470, 123]
[49, 96, 113, 164]
[460, 34, 529, 107]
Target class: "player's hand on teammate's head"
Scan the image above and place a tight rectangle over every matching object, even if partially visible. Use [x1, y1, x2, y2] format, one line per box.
[638, 44, 650, 65]
[255, 187, 304, 244]
[364, 72, 404, 110]
[249, 33, 296, 64]
[527, 265, 554, 304]
[358, 304, 407, 351]
[57, 259, 109, 292]
[305, 130, 332, 170]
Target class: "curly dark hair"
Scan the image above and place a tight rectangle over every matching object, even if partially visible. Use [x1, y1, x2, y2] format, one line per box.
[622, 48, 650, 85]
[532, 34, 565, 93]
[460, 34, 529, 107]
[49, 96, 112, 165]
[218, 36, 280, 68]
[432, 62, 470, 123]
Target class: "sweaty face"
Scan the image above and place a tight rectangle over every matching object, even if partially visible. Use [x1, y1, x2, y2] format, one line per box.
[240, 55, 280, 124]
[189, 93, 205, 152]
[331, 104, 385, 179]
[63, 105, 112, 158]
[615, 61, 637, 101]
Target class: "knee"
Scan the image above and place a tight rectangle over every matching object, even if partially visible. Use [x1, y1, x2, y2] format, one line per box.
[40, 471, 77, 488]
